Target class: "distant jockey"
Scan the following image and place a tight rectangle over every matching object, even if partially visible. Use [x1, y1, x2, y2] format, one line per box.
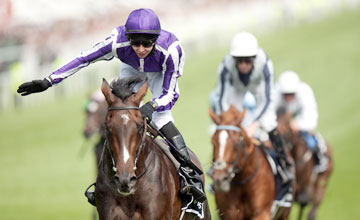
[210, 32, 294, 182]
[274, 70, 328, 173]
[17, 8, 206, 203]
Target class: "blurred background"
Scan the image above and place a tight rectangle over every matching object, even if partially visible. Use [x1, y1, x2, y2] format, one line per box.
[0, 0, 359, 219]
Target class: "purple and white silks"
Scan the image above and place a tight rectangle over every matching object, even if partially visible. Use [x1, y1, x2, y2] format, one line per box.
[48, 26, 185, 112]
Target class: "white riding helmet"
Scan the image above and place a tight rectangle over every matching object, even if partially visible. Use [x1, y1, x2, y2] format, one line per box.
[230, 32, 259, 57]
[277, 70, 301, 94]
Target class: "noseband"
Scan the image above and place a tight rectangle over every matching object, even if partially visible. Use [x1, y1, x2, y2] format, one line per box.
[213, 125, 258, 184]
[100, 106, 147, 177]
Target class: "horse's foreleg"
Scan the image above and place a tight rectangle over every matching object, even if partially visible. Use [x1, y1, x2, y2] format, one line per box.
[308, 174, 329, 220]
[182, 213, 197, 220]
[298, 204, 305, 220]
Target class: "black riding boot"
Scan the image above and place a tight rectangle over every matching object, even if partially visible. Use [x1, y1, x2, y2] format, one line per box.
[268, 128, 294, 183]
[160, 122, 206, 202]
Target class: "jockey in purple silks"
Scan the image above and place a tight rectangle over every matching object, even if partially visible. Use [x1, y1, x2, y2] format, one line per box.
[17, 8, 206, 204]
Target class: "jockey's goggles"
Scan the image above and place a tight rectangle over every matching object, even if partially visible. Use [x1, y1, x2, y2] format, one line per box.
[234, 56, 256, 64]
[130, 39, 156, 48]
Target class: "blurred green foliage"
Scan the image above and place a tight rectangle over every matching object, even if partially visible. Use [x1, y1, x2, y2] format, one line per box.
[1, 7, 359, 220]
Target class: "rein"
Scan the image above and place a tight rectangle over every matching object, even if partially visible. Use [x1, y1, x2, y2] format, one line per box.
[99, 105, 148, 178]
[214, 125, 258, 184]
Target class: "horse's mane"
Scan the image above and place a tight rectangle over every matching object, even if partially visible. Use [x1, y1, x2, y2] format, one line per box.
[110, 75, 147, 100]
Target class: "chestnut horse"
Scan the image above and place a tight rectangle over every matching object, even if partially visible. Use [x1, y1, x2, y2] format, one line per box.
[277, 113, 333, 220]
[209, 106, 291, 220]
[95, 76, 211, 220]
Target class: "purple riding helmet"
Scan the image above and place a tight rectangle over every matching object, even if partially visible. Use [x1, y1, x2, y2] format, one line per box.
[125, 8, 161, 39]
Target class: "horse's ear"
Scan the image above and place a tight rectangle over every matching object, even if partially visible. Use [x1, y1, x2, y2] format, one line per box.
[209, 108, 220, 125]
[101, 78, 116, 105]
[228, 105, 244, 126]
[132, 81, 148, 106]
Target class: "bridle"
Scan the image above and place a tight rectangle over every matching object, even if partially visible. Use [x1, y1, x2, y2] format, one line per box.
[99, 105, 147, 178]
[213, 125, 259, 184]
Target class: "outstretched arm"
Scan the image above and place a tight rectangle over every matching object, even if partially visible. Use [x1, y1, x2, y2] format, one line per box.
[17, 36, 114, 96]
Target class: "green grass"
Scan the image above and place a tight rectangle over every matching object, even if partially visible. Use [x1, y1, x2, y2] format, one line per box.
[1, 7, 360, 219]
[0, 95, 96, 220]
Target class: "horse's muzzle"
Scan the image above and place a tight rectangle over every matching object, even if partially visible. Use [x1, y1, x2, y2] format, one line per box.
[212, 171, 232, 192]
[114, 174, 137, 195]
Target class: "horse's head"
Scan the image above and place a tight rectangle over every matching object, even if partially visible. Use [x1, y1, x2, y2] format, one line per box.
[101, 75, 148, 196]
[277, 112, 297, 152]
[83, 89, 108, 139]
[209, 105, 254, 192]
[277, 112, 310, 166]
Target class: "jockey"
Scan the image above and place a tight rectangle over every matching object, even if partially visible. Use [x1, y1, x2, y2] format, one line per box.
[210, 32, 294, 182]
[274, 70, 328, 173]
[17, 8, 206, 203]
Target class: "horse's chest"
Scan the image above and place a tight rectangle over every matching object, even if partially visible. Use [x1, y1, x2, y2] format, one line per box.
[108, 207, 142, 220]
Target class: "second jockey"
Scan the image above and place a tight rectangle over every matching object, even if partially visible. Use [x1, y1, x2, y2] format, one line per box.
[274, 70, 328, 173]
[210, 32, 294, 182]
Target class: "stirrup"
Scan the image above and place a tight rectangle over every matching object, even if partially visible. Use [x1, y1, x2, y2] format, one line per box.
[181, 184, 207, 202]
[279, 166, 294, 183]
[84, 182, 96, 206]
[179, 167, 206, 202]
[278, 160, 294, 183]
[284, 168, 294, 182]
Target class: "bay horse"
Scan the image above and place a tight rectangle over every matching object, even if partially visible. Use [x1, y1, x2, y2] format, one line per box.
[83, 89, 108, 165]
[209, 106, 291, 220]
[95, 76, 211, 220]
[277, 113, 333, 220]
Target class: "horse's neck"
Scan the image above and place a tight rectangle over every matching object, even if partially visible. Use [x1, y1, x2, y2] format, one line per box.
[137, 139, 172, 175]
[137, 140, 157, 171]
[294, 135, 309, 158]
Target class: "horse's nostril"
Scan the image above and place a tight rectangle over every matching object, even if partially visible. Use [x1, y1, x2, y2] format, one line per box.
[114, 175, 120, 182]
[130, 176, 137, 183]
[83, 130, 91, 139]
[114, 174, 136, 187]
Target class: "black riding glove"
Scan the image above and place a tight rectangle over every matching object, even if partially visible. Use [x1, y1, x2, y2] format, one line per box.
[140, 101, 157, 122]
[17, 78, 52, 96]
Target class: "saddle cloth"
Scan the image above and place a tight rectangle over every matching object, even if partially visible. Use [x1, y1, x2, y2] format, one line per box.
[154, 138, 204, 219]
[261, 146, 293, 218]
